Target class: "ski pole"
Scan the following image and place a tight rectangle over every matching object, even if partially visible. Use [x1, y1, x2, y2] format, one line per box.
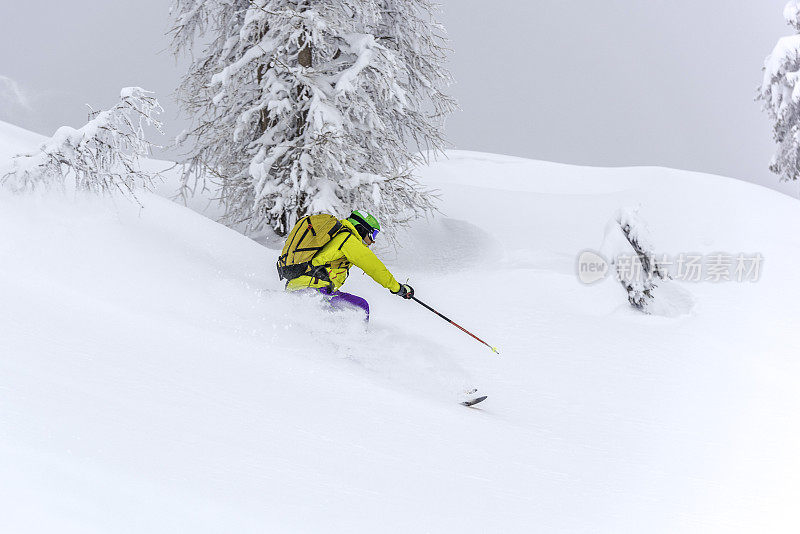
[411, 296, 500, 355]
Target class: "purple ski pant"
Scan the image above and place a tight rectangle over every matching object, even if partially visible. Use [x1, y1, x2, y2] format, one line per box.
[308, 287, 370, 321]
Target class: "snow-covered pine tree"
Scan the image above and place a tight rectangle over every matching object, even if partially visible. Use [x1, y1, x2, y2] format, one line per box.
[169, 0, 455, 237]
[758, 0, 800, 182]
[2, 87, 163, 204]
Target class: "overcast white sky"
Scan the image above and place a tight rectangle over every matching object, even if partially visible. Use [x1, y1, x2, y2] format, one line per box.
[0, 1, 796, 196]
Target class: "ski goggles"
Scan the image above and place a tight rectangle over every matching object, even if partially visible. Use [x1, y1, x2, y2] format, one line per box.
[368, 228, 379, 241]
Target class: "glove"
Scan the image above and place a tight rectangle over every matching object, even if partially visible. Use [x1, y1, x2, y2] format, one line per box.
[393, 283, 414, 299]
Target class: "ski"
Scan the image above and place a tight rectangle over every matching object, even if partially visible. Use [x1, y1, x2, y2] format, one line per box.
[461, 395, 488, 407]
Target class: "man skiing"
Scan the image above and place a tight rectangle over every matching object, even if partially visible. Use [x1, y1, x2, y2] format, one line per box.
[276, 210, 488, 406]
[279, 210, 414, 321]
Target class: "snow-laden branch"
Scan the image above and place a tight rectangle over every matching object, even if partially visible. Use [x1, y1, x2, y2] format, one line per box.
[786, 0, 800, 31]
[600, 208, 669, 313]
[2, 87, 164, 203]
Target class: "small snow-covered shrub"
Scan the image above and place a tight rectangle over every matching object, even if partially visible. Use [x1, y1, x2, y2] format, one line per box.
[600, 207, 669, 313]
[2, 87, 163, 204]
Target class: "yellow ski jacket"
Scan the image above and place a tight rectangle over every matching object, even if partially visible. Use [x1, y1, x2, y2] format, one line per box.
[285, 219, 401, 293]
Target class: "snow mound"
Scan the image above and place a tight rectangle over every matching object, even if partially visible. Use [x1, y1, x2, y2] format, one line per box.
[644, 282, 696, 317]
[383, 216, 501, 273]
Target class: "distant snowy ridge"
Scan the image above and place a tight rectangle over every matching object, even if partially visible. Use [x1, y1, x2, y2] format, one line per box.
[0, 119, 47, 159]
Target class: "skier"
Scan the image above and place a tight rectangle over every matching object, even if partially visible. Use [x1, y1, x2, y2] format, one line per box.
[279, 210, 414, 321]
[277, 210, 488, 406]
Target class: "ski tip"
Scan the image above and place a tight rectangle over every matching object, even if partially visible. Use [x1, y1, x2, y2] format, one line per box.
[461, 395, 488, 407]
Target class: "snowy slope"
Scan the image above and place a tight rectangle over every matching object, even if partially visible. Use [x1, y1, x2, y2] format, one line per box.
[2, 120, 800, 533]
[0, 120, 47, 160]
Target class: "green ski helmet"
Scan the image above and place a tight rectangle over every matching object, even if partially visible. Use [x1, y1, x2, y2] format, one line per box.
[347, 210, 380, 242]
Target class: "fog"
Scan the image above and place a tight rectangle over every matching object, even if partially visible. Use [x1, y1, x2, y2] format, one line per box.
[1, 0, 795, 196]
